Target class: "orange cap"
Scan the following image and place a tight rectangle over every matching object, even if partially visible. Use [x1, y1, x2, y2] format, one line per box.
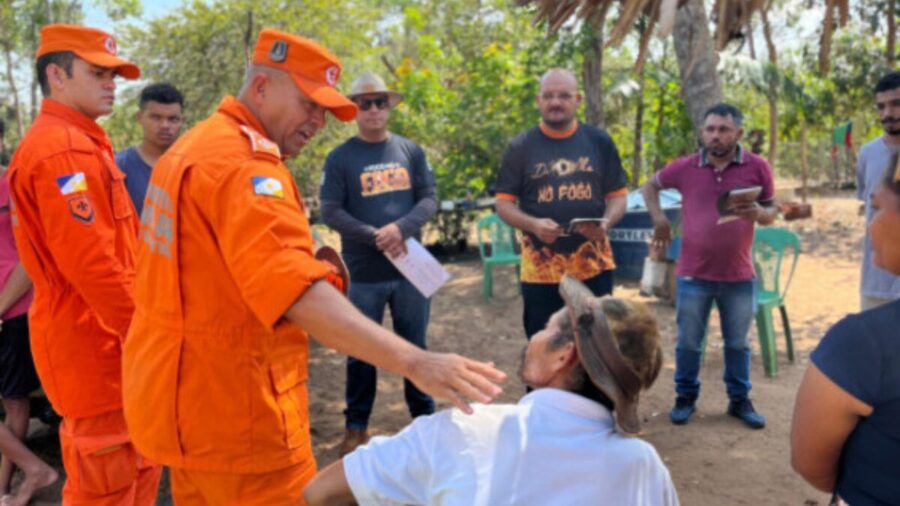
[252, 29, 357, 122]
[37, 24, 140, 80]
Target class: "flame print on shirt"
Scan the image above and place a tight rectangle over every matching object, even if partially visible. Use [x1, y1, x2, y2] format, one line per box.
[519, 234, 616, 284]
[360, 163, 411, 197]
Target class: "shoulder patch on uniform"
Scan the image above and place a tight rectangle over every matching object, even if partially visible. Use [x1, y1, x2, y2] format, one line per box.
[252, 176, 284, 199]
[57, 173, 88, 195]
[240, 125, 282, 160]
[67, 194, 94, 223]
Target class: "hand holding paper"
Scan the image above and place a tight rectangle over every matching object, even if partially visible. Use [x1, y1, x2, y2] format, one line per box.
[384, 238, 451, 298]
[375, 223, 407, 258]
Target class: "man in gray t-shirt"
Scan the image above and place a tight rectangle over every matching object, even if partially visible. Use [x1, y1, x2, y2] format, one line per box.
[857, 71, 900, 311]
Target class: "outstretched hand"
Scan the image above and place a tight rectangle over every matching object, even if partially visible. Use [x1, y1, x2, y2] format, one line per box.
[407, 352, 507, 414]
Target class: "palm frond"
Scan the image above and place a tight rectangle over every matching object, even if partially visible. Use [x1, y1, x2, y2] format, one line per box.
[520, 0, 841, 73]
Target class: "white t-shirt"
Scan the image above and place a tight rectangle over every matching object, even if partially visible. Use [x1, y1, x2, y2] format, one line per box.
[344, 388, 679, 506]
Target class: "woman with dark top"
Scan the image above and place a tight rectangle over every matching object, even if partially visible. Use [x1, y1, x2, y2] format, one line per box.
[791, 154, 900, 506]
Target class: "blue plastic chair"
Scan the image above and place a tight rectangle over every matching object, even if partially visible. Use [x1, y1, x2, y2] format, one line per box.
[476, 214, 520, 298]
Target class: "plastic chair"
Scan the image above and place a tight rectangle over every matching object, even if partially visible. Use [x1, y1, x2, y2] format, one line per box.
[476, 214, 520, 298]
[752, 227, 800, 377]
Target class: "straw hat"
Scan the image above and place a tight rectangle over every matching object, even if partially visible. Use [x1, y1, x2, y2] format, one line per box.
[559, 275, 663, 435]
[348, 71, 403, 108]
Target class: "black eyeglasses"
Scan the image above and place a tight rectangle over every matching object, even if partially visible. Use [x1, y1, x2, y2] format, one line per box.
[540, 92, 575, 101]
[355, 97, 390, 111]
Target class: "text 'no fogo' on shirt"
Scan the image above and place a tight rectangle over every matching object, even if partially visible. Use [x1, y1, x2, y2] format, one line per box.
[496, 123, 627, 284]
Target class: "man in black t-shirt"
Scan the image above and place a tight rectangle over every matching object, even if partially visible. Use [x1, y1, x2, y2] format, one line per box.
[496, 68, 628, 340]
[320, 72, 437, 457]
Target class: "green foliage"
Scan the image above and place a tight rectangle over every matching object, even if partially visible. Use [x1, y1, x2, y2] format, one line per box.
[1, 0, 147, 155]
[603, 37, 694, 186]
[367, 0, 581, 243]
[4, 0, 892, 202]
[825, 24, 894, 142]
[382, 0, 578, 201]
[93, 0, 141, 20]
[112, 0, 382, 192]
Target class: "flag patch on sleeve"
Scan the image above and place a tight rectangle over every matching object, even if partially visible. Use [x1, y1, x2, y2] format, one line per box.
[252, 176, 284, 198]
[56, 173, 88, 195]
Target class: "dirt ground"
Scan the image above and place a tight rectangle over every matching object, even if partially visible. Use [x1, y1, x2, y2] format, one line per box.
[18, 192, 864, 505]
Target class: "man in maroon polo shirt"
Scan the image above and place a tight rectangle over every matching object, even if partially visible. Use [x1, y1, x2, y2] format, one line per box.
[643, 103, 778, 429]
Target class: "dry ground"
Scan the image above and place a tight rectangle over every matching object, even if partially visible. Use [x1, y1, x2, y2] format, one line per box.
[16, 193, 866, 505]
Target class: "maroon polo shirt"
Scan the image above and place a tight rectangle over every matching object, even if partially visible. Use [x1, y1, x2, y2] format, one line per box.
[655, 146, 775, 282]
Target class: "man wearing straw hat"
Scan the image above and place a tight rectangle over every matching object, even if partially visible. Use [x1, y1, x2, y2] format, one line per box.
[304, 275, 679, 506]
[320, 71, 438, 456]
[122, 32, 503, 505]
[7, 24, 161, 505]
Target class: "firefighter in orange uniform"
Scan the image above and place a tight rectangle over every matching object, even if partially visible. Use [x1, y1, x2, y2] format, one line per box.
[121, 29, 506, 505]
[7, 24, 161, 505]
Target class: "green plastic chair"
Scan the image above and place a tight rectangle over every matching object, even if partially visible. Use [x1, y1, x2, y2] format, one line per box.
[752, 227, 800, 377]
[476, 213, 520, 298]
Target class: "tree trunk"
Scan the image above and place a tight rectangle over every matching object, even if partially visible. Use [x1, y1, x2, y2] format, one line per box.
[746, 17, 757, 59]
[888, 0, 897, 65]
[632, 64, 645, 188]
[29, 23, 38, 122]
[672, 0, 724, 139]
[760, 6, 778, 165]
[582, 29, 605, 127]
[653, 79, 667, 172]
[2, 42, 24, 138]
[799, 119, 808, 203]
[819, 0, 836, 73]
[243, 10, 254, 72]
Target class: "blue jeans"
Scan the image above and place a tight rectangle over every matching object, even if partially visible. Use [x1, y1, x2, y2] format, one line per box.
[674, 276, 755, 401]
[345, 278, 434, 429]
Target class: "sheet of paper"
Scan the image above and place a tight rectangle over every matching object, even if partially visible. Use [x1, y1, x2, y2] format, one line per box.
[385, 238, 451, 298]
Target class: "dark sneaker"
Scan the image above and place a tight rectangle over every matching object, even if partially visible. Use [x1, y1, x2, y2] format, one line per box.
[669, 396, 696, 425]
[728, 398, 766, 429]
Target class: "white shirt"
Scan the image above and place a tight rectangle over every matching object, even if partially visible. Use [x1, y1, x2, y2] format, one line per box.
[344, 388, 680, 506]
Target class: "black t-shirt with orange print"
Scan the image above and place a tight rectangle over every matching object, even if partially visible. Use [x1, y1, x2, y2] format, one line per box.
[496, 123, 627, 284]
[320, 134, 435, 282]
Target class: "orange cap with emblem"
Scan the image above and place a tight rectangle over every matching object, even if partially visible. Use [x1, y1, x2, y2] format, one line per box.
[36, 24, 140, 80]
[252, 29, 357, 122]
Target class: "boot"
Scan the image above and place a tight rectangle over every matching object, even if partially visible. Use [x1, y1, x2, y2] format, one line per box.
[338, 428, 370, 457]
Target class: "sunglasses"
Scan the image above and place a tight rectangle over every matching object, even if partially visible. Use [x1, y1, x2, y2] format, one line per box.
[355, 96, 390, 111]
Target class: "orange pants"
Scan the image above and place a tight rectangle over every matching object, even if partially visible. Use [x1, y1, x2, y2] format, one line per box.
[60, 410, 161, 506]
[170, 458, 317, 506]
